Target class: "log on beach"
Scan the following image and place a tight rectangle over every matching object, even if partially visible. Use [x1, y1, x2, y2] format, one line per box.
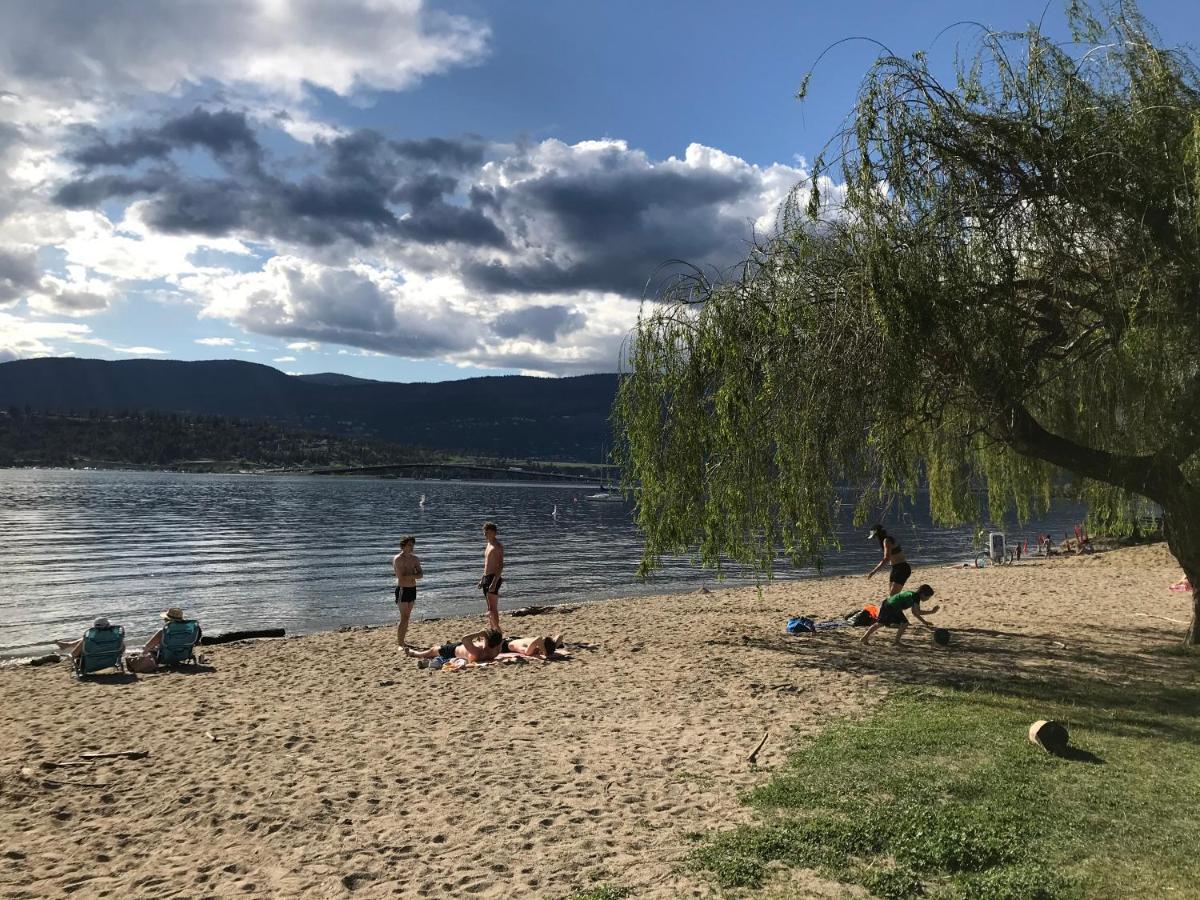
[509, 605, 578, 618]
[199, 629, 285, 645]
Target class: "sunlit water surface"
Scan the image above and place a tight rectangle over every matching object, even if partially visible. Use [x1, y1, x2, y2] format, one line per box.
[0, 469, 1086, 656]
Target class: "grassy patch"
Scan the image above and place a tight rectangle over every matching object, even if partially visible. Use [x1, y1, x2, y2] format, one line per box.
[692, 661, 1200, 898]
[569, 887, 631, 900]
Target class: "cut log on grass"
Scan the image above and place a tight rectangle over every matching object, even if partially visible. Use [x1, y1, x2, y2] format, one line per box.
[1029, 720, 1070, 754]
[200, 628, 285, 645]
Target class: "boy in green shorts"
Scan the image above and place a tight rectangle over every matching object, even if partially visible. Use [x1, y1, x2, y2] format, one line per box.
[860, 583, 939, 646]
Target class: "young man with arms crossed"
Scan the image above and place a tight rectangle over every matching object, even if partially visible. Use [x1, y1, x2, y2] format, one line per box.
[392, 535, 423, 648]
[480, 521, 504, 633]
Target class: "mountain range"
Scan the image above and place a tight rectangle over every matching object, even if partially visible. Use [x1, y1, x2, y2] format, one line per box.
[0, 358, 619, 460]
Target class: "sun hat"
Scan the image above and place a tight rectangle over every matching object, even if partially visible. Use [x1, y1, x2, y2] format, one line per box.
[161, 607, 185, 621]
[93, 616, 111, 628]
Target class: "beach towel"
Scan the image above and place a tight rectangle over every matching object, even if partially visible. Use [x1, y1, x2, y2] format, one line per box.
[438, 651, 571, 672]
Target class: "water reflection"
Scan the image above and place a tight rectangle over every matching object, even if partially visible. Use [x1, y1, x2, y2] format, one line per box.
[0, 469, 1086, 655]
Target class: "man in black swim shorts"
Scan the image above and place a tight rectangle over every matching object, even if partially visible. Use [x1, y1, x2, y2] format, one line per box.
[480, 522, 504, 632]
[406, 629, 504, 665]
[392, 535, 423, 648]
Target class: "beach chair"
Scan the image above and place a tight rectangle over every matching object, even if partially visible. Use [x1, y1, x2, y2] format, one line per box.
[157, 619, 202, 667]
[74, 624, 126, 677]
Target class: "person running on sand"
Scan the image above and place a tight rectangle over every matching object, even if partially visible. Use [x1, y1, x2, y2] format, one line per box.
[502, 634, 562, 659]
[406, 629, 503, 664]
[866, 524, 912, 597]
[479, 522, 504, 632]
[392, 535, 423, 648]
[860, 584, 939, 647]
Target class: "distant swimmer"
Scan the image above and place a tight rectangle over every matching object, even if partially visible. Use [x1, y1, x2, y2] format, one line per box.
[419, 494, 426, 509]
[392, 535, 423, 648]
[480, 521, 504, 632]
[552, 503, 558, 518]
[867, 524, 912, 597]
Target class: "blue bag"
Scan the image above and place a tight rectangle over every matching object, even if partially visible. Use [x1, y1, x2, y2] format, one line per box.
[786, 616, 816, 635]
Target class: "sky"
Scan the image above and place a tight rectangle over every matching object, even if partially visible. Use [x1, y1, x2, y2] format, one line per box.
[0, 0, 1196, 381]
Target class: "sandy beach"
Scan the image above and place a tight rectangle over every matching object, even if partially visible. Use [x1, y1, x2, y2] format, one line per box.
[0, 542, 1190, 899]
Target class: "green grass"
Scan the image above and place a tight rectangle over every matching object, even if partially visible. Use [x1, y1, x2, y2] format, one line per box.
[569, 887, 632, 900]
[691, 654, 1200, 898]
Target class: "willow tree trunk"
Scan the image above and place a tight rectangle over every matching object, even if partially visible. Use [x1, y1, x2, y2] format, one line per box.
[1162, 488, 1200, 646]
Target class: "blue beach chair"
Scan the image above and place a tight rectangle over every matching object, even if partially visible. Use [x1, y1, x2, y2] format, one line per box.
[157, 619, 202, 667]
[74, 623, 126, 677]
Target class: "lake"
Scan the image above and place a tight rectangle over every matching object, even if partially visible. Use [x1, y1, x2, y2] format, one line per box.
[0, 468, 1087, 657]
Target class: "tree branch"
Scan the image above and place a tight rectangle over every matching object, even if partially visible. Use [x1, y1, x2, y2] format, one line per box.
[1001, 402, 1171, 503]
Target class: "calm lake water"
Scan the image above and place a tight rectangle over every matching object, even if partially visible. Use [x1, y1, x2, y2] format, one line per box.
[0, 468, 1087, 657]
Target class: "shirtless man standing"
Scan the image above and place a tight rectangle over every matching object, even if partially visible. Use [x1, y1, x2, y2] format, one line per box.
[392, 535, 423, 648]
[480, 521, 504, 632]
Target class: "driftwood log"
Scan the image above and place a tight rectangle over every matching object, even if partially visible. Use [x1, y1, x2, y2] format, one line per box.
[509, 605, 578, 618]
[200, 629, 285, 645]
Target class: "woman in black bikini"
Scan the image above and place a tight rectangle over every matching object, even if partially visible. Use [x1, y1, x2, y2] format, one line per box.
[867, 524, 912, 598]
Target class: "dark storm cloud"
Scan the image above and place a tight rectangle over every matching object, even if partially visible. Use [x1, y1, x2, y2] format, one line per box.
[0, 246, 41, 304]
[55, 116, 501, 249]
[56, 113, 794, 296]
[69, 108, 261, 169]
[492, 304, 585, 342]
[462, 152, 766, 296]
[53, 172, 170, 208]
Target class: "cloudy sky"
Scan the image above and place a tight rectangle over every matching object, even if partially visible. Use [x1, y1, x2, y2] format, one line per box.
[1, 0, 1193, 379]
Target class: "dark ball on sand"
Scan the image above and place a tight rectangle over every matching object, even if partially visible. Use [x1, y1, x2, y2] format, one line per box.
[933, 628, 951, 646]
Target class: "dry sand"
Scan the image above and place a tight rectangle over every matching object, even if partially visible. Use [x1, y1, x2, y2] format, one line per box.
[0, 543, 1190, 899]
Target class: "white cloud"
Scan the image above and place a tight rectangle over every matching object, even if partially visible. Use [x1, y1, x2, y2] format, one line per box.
[0, 1, 489, 103]
[0, 312, 93, 360]
[286, 341, 320, 352]
[273, 355, 296, 362]
[195, 337, 237, 346]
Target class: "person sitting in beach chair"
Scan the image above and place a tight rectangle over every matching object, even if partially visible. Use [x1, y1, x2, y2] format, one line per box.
[502, 634, 563, 659]
[57, 618, 126, 677]
[126, 608, 202, 672]
[859, 584, 940, 647]
[406, 628, 503, 666]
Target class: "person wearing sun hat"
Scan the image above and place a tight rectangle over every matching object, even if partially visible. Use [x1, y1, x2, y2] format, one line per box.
[125, 607, 198, 672]
[55, 616, 123, 661]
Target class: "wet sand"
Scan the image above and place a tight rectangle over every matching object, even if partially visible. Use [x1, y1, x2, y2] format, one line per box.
[0, 542, 1188, 898]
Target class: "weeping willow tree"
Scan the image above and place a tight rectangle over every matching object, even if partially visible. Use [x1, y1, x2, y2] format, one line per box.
[614, 1, 1200, 643]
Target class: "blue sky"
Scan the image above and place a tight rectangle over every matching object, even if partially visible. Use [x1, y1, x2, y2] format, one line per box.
[0, 0, 1195, 381]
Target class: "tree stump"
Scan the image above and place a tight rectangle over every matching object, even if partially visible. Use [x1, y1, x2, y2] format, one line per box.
[1028, 719, 1069, 754]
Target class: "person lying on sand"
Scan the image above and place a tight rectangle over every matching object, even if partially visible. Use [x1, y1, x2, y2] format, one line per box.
[860, 584, 939, 647]
[406, 628, 504, 664]
[502, 634, 562, 659]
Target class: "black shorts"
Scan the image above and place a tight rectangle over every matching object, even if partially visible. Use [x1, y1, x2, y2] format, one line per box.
[889, 562, 912, 586]
[480, 574, 503, 597]
[877, 604, 909, 627]
[438, 643, 459, 659]
[395, 586, 417, 605]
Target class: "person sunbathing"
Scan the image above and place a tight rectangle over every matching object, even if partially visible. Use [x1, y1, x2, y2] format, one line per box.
[406, 628, 503, 665]
[56, 617, 122, 660]
[502, 634, 562, 659]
